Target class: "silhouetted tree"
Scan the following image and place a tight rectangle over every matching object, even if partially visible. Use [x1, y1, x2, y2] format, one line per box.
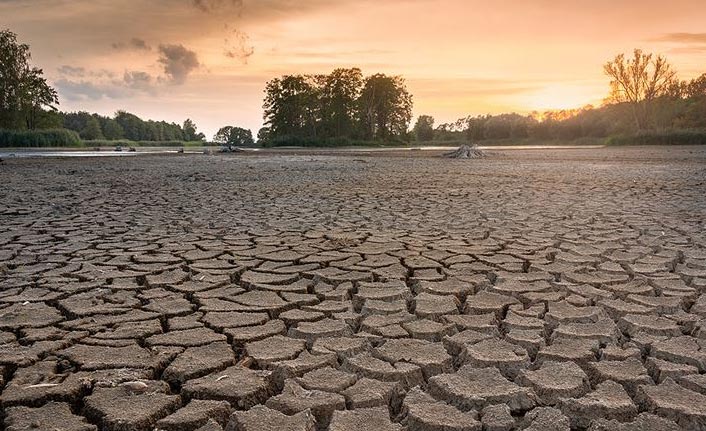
[214, 126, 255, 146]
[604, 49, 677, 130]
[357, 74, 412, 140]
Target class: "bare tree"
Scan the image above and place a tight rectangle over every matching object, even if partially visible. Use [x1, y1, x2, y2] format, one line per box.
[604, 49, 677, 130]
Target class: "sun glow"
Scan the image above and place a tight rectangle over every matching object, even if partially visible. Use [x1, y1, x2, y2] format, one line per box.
[522, 84, 601, 112]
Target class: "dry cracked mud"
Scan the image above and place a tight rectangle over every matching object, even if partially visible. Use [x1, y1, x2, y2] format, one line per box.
[0, 146, 705, 430]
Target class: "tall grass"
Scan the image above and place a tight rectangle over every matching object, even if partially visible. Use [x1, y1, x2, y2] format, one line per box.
[0, 129, 82, 147]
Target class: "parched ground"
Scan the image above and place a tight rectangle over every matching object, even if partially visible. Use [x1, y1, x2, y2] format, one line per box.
[0, 146, 705, 431]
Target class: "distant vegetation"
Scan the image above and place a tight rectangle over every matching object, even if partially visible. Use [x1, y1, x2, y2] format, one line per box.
[258, 68, 412, 147]
[2, 27, 705, 149]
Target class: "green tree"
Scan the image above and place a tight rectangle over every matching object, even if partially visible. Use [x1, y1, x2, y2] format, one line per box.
[357, 74, 412, 140]
[80, 116, 104, 140]
[214, 126, 254, 146]
[101, 118, 124, 140]
[413, 115, 435, 141]
[0, 29, 59, 130]
[183, 118, 205, 141]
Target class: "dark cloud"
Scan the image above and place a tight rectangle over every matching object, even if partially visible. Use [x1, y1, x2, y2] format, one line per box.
[158, 44, 200, 84]
[123, 70, 155, 92]
[224, 27, 254, 64]
[112, 37, 152, 51]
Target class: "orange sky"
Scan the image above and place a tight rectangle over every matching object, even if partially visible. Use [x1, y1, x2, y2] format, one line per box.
[2, 0, 705, 137]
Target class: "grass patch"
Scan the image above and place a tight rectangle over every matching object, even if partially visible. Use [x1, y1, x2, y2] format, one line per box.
[606, 130, 706, 146]
[0, 129, 82, 147]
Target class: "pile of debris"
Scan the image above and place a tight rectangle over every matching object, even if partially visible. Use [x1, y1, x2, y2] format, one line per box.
[219, 145, 244, 153]
[444, 144, 484, 159]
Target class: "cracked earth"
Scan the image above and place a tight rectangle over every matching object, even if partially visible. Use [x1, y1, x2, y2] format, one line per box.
[0, 146, 705, 431]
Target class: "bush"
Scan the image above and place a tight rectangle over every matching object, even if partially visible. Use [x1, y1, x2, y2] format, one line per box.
[606, 129, 706, 146]
[0, 129, 82, 147]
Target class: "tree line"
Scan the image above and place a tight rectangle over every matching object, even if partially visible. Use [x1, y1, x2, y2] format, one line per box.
[258, 68, 412, 146]
[416, 50, 706, 143]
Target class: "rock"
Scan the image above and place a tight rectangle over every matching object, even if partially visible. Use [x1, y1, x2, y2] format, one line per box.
[328, 406, 402, 431]
[517, 361, 590, 404]
[181, 366, 273, 409]
[225, 405, 315, 431]
[559, 380, 637, 429]
[4, 402, 97, 431]
[635, 378, 706, 430]
[265, 380, 345, 428]
[156, 400, 231, 430]
[428, 365, 536, 412]
[84, 382, 181, 431]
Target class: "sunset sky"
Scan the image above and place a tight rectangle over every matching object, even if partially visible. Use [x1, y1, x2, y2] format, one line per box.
[2, 0, 705, 138]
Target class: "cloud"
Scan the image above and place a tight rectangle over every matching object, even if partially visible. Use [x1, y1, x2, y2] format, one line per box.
[158, 44, 200, 84]
[112, 37, 152, 51]
[123, 70, 155, 92]
[224, 27, 254, 64]
[652, 32, 706, 43]
[57, 65, 87, 77]
[192, 0, 242, 13]
[55, 79, 130, 101]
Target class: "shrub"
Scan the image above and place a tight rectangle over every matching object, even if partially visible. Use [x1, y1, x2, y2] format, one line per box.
[606, 129, 706, 146]
[0, 129, 82, 147]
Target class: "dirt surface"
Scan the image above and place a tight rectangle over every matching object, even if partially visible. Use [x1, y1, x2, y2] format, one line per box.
[0, 146, 705, 430]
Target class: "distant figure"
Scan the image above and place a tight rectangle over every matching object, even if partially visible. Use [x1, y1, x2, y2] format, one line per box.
[128, 147, 136, 152]
[115, 145, 123, 152]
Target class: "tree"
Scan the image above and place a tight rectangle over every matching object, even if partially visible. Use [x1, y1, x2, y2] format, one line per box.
[214, 126, 255, 146]
[182, 118, 205, 141]
[603, 49, 677, 130]
[357, 74, 412, 140]
[101, 118, 124, 140]
[413, 115, 435, 141]
[80, 116, 104, 140]
[685, 73, 706, 99]
[263, 75, 320, 139]
[319, 68, 363, 137]
[0, 29, 59, 130]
